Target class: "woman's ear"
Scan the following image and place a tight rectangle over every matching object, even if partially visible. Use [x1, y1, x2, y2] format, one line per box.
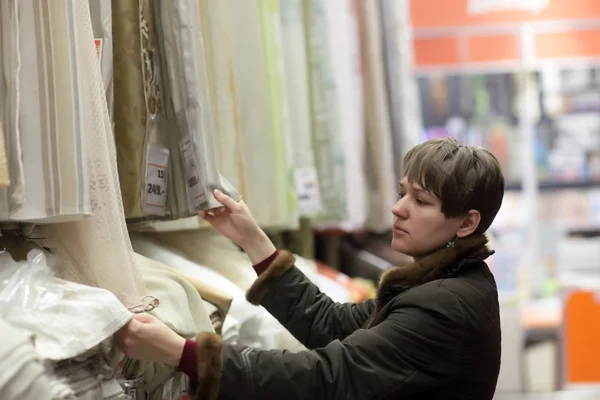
[456, 210, 481, 238]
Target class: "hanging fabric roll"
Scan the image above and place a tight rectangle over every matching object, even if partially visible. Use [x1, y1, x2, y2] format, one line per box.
[112, 0, 147, 219]
[156, 0, 241, 215]
[322, 0, 369, 231]
[380, 0, 423, 179]
[280, 0, 322, 217]
[0, 0, 25, 213]
[356, 0, 396, 231]
[0, 0, 91, 223]
[222, 0, 296, 229]
[257, 0, 298, 229]
[303, 0, 348, 224]
[198, 0, 247, 200]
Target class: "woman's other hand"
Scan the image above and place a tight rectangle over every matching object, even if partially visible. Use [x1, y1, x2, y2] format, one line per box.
[114, 313, 185, 366]
[199, 189, 276, 264]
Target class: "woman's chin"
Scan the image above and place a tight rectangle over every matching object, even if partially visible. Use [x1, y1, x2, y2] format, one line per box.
[391, 237, 412, 256]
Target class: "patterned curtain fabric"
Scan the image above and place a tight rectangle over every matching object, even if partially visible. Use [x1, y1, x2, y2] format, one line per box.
[0, 0, 90, 223]
[303, 0, 348, 224]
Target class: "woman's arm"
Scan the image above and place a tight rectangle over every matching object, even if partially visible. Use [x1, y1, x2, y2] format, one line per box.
[247, 249, 374, 349]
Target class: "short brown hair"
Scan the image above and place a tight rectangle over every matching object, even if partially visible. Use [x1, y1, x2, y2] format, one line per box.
[402, 137, 504, 233]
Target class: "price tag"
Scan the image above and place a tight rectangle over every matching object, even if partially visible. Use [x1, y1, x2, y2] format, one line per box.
[179, 136, 205, 208]
[143, 145, 169, 216]
[294, 168, 322, 215]
[94, 38, 103, 64]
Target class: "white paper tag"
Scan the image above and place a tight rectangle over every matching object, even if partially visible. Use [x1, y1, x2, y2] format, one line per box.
[143, 145, 169, 216]
[294, 168, 322, 215]
[179, 136, 205, 208]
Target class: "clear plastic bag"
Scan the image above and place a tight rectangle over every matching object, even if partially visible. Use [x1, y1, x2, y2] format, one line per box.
[0, 249, 132, 361]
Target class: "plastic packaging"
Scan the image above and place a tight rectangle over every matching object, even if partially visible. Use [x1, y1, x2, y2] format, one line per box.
[0, 249, 132, 360]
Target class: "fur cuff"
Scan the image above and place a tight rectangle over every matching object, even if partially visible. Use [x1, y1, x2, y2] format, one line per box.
[194, 332, 223, 400]
[246, 250, 296, 305]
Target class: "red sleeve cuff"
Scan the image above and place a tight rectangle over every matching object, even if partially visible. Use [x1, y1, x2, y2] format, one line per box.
[177, 339, 198, 383]
[252, 249, 279, 276]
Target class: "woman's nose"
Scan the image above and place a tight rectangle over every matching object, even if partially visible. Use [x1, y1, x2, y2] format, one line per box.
[391, 198, 408, 219]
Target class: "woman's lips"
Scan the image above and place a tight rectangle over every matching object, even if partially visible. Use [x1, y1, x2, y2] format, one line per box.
[393, 226, 408, 235]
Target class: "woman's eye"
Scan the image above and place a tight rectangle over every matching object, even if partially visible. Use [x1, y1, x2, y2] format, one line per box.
[398, 192, 405, 199]
[416, 198, 428, 205]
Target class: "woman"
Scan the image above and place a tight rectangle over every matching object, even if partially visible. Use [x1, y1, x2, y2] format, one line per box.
[115, 138, 505, 400]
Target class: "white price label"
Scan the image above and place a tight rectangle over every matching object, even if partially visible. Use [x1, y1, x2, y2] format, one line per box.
[294, 168, 322, 215]
[179, 136, 205, 208]
[143, 145, 169, 216]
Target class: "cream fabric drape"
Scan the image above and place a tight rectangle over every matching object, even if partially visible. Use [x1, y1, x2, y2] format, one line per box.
[42, 0, 146, 306]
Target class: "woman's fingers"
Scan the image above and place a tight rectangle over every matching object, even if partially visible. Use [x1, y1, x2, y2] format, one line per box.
[213, 189, 240, 211]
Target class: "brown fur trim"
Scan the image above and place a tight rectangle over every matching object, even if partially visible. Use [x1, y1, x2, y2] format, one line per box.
[193, 332, 223, 400]
[376, 234, 491, 310]
[246, 250, 296, 305]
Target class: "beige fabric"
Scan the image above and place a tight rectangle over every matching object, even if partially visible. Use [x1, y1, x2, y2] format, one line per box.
[134, 253, 214, 337]
[42, 0, 146, 306]
[161, 263, 233, 318]
[142, 228, 257, 290]
[113, 0, 146, 219]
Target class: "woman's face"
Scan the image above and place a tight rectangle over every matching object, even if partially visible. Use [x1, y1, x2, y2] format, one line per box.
[391, 177, 464, 258]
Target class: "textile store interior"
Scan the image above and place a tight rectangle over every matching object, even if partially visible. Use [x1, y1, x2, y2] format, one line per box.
[2, 0, 600, 399]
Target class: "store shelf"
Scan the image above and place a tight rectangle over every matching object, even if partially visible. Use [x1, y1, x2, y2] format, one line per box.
[505, 181, 600, 191]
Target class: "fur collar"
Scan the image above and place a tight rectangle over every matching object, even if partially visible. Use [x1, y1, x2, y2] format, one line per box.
[375, 233, 492, 311]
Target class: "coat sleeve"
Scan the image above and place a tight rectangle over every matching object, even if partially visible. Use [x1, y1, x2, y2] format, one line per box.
[245, 250, 374, 349]
[199, 284, 465, 400]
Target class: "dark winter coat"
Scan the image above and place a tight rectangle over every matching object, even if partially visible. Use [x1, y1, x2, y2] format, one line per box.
[193, 234, 501, 400]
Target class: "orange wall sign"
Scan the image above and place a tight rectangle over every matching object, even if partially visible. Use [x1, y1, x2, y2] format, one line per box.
[411, 0, 600, 29]
[410, 0, 600, 68]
